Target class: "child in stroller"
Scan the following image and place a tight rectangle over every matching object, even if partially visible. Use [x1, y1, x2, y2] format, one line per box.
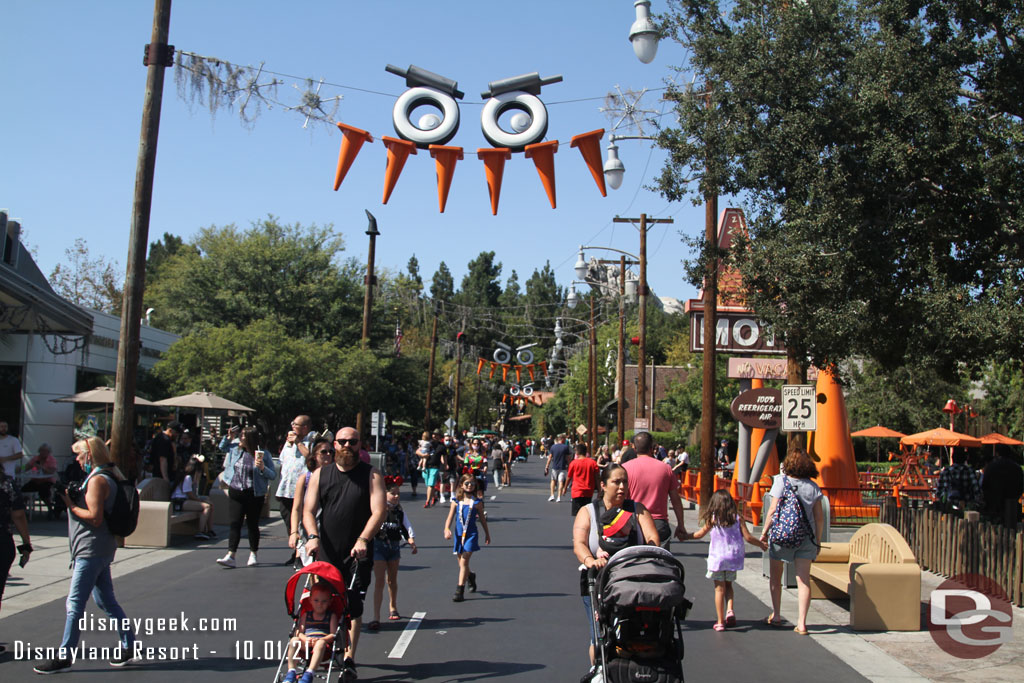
[278, 562, 351, 683]
[587, 545, 692, 683]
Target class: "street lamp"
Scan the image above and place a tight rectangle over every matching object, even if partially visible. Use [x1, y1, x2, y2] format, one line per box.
[563, 291, 599, 456]
[629, 1, 660, 64]
[603, 134, 656, 190]
[356, 209, 380, 438]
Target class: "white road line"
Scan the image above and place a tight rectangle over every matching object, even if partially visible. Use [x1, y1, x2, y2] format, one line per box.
[388, 611, 426, 659]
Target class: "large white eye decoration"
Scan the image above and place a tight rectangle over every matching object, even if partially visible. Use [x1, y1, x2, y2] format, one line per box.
[387, 64, 464, 149]
[516, 342, 537, 365]
[521, 384, 535, 397]
[493, 342, 512, 365]
[480, 72, 562, 153]
[509, 385, 521, 396]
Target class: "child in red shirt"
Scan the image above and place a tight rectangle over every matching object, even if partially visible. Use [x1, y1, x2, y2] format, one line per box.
[565, 443, 599, 516]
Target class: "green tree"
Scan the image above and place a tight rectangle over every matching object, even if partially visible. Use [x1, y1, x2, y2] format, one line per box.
[658, 0, 1024, 375]
[145, 232, 194, 286]
[430, 261, 454, 302]
[145, 217, 358, 339]
[48, 238, 123, 314]
[979, 360, 1024, 438]
[499, 270, 521, 308]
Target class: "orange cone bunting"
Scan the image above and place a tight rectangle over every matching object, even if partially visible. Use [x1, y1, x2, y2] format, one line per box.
[570, 129, 607, 197]
[381, 136, 418, 204]
[527, 365, 535, 381]
[428, 145, 464, 213]
[477, 148, 512, 215]
[476, 358, 485, 375]
[514, 366, 522, 383]
[524, 140, 559, 208]
[333, 123, 374, 191]
[501, 365, 509, 382]
[489, 363, 496, 379]
[539, 361, 548, 376]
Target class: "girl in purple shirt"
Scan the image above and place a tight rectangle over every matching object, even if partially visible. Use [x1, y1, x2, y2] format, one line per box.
[690, 489, 766, 631]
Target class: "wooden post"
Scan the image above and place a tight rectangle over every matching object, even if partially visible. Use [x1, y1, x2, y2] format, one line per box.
[616, 255, 626, 448]
[699, 191, 719, 506]
[424, 315, 438, 431]
[111, 0, 173, 473]
[453, 330, 463, 435]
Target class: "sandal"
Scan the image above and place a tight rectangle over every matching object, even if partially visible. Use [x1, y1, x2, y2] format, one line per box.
[725, 610, 736, 627]
[764, 616, 784, 628]
[367, 621, 380, 631]
[389, 611, 401, 621]
[794, 626, 809, 635]
[713, 623, 726, 632]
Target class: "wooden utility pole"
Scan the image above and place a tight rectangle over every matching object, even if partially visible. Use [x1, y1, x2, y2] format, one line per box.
[589, 295, 598, 454]
[613, 214, 673, 424]
[616, 255, 626, 448]
[453, 330, 464, 435]
[111, 0, 173, 473]
[424, 315, 438, 431]
[699, 189, 720, 506]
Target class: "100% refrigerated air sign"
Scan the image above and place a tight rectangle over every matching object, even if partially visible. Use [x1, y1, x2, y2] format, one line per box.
[781, 385, 817, 432]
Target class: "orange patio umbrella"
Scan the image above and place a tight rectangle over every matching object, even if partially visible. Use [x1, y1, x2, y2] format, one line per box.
[980, 432, 1024, 456]
[850, 425, 907, 460]
[900, 427, 982, 449]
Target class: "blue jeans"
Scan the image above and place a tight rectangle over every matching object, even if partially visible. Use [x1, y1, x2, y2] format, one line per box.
[61, 556, 134, 650]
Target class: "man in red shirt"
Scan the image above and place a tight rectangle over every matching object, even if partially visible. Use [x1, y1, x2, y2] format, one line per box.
[565, 443, 599, 516]
[623, 432, 689, 548]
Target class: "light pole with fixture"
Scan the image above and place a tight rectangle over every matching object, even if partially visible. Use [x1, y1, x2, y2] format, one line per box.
[561, 296, 600, 455]
[629, 0, 660, 64]
[573, 249, 639, 447]
[356, 209, 379, 438]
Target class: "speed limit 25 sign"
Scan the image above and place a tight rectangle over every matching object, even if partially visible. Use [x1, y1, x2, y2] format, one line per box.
[781, 384, 817, 432]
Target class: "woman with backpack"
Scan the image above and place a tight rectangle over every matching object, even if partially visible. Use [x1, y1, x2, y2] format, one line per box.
[759, 447, 824, 635]
[33, 437, 136, 674]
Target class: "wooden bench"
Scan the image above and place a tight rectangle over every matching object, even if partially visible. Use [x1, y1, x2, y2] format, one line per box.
[124, 478, 202, 548]
[809, 522, 921, 631]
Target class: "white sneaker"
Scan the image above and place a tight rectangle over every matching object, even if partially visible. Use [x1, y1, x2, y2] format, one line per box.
[548, 495, 555, 501]
[216, 553, 236, 568]
[438, 496, 446, 504]
[247, 552, 258, 567]
[556, 497, 562, 502]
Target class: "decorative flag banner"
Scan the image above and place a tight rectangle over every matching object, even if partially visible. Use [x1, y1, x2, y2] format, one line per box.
[331, 64, 608, 214]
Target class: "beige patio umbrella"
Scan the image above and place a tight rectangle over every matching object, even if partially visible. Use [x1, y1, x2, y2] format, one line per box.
[52, 386, 157, 431]
[153, 391, 255, 436]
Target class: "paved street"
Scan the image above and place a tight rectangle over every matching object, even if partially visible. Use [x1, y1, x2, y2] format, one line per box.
[2, 461, 1021, 681]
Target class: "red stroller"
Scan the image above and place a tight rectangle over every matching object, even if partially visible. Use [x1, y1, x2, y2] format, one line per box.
[275, 561, 351, 683]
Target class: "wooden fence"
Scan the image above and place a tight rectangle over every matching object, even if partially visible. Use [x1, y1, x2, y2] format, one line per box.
[880, 499, 1024, 607]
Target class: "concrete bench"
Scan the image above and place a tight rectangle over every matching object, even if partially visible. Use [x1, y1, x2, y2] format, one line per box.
[810, 522, 921, 631]
[124, 478, 202, 548]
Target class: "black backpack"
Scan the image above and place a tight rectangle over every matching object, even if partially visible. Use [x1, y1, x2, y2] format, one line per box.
[100, 471, 141, 537]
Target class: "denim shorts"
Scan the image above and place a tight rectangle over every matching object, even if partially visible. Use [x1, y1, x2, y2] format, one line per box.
[768, 536, 819, 563]
[373, 539, 401, 563]
[706, 569, 738, 581]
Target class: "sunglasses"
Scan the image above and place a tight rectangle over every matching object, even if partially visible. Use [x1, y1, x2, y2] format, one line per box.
[316, 449, 334, 456]
[335, 438, 360, 447]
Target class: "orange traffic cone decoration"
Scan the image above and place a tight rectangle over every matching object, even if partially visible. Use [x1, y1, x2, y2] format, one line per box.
[538, 361, 548, 376]
[476, 358, 485, 375]
[477, 148, 512, 215]
[524, 140, 559, 209]
[807, 366, 862, 507]
[489, 363, 496, 379]
[527, 364, 535, 381]
[428, 145, 464, 213]
[381, 136, 418, 204]
[501, 365, 509, 382]
[570, 129, 607, 197]
[333, 123, 374, 191]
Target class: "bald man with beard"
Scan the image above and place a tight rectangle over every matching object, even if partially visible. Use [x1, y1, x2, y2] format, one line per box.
[303, 427, 386, 680]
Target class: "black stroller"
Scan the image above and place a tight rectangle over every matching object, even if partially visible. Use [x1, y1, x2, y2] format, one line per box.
[587, 545, 692, 683]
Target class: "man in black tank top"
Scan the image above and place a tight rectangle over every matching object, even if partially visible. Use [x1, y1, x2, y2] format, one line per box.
[303, 427, 386, 679]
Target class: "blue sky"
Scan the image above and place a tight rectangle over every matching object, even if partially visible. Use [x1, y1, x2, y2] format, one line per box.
[3, 1, 710, 305]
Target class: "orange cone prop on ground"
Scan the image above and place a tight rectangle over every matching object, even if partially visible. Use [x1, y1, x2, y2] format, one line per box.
[333, 123, 374, 191]
[477, 148, 512, 215]
[428, 145, 464, 213]
[381, 136, 418, 204]
[570, 129, 607, 197]
[524, 140, 559, 209]
[807, 367, 862, 506]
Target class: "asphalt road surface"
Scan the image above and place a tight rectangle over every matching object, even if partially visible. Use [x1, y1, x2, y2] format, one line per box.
[4, 460, 868, 682]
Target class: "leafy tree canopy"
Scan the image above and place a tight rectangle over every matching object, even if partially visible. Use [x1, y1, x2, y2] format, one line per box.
[48, 238, 123, 314]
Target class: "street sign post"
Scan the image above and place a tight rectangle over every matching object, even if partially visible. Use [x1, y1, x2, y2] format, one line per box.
[781, 385, 817, 432]
[371, 411, 387, 451]
[633, 418, 649, 431]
